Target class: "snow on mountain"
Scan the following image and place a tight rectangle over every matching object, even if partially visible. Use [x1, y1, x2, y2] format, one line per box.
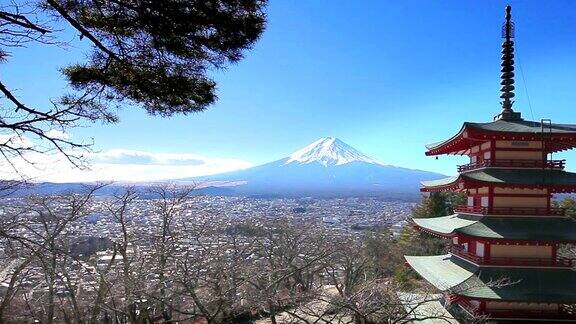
[192, 137, 446, 198]
[284, 137, 383, 166]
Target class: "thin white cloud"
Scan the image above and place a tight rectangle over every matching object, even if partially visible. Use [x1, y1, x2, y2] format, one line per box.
[0, 149, 252, 183]
[93, 149, 207, 166]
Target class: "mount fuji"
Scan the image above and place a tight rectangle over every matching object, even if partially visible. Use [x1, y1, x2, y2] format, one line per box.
[195, 137, 445, 199]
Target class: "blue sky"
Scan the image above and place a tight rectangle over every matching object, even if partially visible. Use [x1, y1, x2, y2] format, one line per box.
[3, 1, 576, 181]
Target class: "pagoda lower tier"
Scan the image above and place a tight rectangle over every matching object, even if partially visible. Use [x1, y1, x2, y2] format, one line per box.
[406, 254, 576, 322]
[412, 214, 576, 268]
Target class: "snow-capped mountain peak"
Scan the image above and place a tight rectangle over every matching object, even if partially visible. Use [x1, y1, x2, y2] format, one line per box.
[284, 137, 383, 167]
[187, 136, 445, 198]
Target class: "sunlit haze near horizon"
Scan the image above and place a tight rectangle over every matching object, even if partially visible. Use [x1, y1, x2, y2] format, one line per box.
[3, 0, 576, 182]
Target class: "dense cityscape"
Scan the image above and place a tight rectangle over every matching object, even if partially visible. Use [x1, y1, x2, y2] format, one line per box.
[0, 188, 420, 323]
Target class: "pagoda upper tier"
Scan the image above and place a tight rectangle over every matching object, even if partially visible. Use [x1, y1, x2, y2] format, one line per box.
[426, 119, 576, 156]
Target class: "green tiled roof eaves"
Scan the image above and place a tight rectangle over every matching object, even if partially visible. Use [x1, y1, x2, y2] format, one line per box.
[413, 214, 479, 235]
[456, 217, 576, 241]
[421, 176, 459, 188]
[466, 120, 576, 134]
[405, 255, 475, 290]
[422, 169, 576, 189]
[406, 255, 576, 303]
[464, 169, 576, 186]
[425, 125, 466, 151]
[397, 292, 459, 324]
[425, 119, 576, 152]
[460, 267, 576, 303]
[413, 214, 576, 241]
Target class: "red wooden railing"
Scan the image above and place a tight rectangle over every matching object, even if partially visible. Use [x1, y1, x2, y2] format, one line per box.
[450, 246, 482, 263]
[450, 246, 575, 268]
[454, 206, 486, 214]
[454, 205, 566, 217]
[457, 159, 565, 172]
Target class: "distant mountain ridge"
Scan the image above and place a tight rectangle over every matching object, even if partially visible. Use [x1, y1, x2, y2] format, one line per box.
[191, 137, 445, 199]
[7, 137, 445, 200]
[4, 182, 236, 198]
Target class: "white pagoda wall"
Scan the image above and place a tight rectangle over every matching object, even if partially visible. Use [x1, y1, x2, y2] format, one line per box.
[493, 196, 548, 208]
[486, 301, 558, 311]
[490, 245, 552, 259]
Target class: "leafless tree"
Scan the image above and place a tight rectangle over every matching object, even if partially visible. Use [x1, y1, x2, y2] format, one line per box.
[239, 218, 333, 324]
[0, 184, 105, 323]
[109, 188, 141, 322]
[167, 215, 258, 323]
[141, 183, 197, 321]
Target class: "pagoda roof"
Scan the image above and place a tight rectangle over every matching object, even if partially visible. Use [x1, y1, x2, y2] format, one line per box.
[468, 119, 576, 133]
[413, 214, 576, 241]
[459, 217, 576, 241]
[412, 214, 479, 236]
[406, 254, 576, 303]
[397, 292, 459, 324]
[421, 169, 576, 192]
[405, 255, 475, 290]
[426, 119, 576, 156]
[465, 267, 576, 303]
[421, 176, 459, 190]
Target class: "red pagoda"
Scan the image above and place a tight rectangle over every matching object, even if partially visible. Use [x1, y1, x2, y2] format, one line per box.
[406, 6, 576, 322]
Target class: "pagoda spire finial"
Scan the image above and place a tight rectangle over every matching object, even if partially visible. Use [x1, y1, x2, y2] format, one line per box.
[494, 5, 522, 121]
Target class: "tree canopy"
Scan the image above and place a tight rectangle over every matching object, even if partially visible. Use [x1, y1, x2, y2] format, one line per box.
[0, 0, 267, 169]
[555, 196, 576, 219]
[412, 192, 466, 218]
